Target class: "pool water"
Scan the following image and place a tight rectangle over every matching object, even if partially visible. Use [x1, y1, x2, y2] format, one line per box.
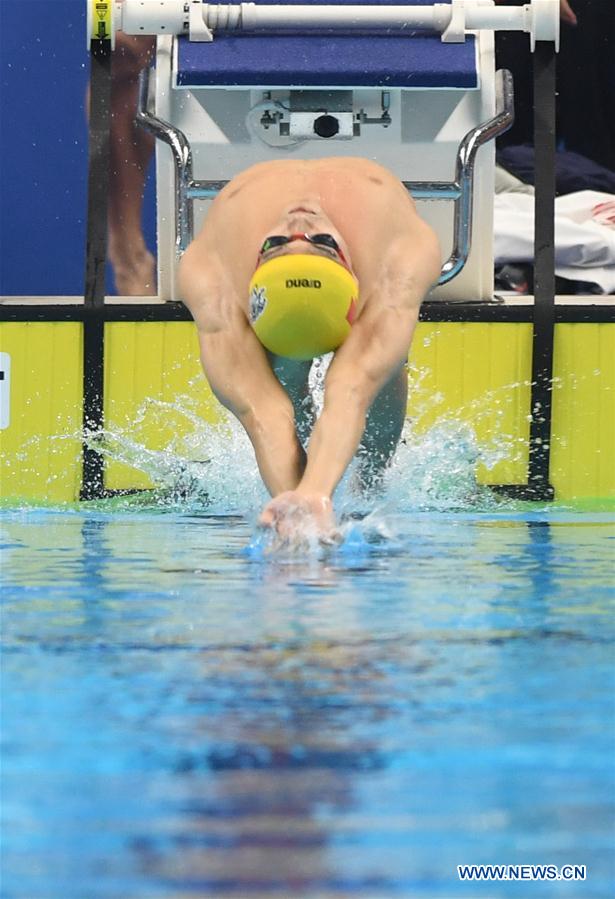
[1, 503, 614, 898]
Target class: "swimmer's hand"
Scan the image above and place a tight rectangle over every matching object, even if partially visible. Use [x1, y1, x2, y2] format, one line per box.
[259, 491, 341, 547]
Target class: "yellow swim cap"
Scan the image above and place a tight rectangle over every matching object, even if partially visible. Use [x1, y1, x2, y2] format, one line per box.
[248, 254, 358, 360]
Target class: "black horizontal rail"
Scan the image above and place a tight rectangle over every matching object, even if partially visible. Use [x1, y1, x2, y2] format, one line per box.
[1, 301, 613, 323]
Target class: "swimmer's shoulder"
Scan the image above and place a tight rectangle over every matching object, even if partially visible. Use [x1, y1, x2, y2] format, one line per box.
[178, 243, 239, 331]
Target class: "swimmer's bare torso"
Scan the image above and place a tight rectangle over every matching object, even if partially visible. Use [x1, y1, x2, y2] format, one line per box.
[181, 157, 433, 327]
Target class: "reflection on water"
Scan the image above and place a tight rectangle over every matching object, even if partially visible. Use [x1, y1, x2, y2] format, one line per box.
[1, 510, 614, 897]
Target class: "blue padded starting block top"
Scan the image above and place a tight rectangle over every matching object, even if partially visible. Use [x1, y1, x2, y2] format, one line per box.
[176, 0, 478, 90]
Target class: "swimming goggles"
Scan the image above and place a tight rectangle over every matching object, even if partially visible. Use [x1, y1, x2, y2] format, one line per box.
[259, 233, 349, 267]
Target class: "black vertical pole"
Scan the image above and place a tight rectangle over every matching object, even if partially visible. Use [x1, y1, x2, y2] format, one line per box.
[81, 38, 112, 500]
[528, 41, 556, 500]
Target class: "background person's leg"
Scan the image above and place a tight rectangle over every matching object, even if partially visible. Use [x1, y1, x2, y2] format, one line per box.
[107, 33, 157, 296]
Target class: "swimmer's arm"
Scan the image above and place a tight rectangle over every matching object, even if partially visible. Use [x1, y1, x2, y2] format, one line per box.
[298, 236, 440, 498]
[179, 257, 306, 496]
[298, 304, 419, 498]
[196, 319, 308, 495]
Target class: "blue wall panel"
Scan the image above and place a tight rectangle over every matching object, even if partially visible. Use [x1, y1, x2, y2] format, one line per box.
[0, 0, 155, 296]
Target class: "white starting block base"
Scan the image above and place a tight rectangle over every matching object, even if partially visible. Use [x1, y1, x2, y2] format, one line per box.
[154, 30, 497, 302]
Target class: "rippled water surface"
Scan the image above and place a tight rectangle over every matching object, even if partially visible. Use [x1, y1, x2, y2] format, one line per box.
[1, 506, 614, 898]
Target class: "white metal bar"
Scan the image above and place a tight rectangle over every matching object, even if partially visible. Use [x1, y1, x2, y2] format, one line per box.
[236, 4, 444, 30]
[114, 1, 559, 48]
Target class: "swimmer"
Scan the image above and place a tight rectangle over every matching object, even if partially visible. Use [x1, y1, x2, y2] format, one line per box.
[179, 158, 441, 543]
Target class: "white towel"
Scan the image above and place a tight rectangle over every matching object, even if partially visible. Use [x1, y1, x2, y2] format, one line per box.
[494, 190, 615, 293]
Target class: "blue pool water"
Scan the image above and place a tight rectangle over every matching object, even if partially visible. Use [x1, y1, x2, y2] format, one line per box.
[1, 503, 614, 898]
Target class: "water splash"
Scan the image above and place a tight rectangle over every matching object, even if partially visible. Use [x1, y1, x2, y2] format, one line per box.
[79, 368, 513, 516]
[6, 367, 526, 526]
[379, 417, 507, 513]
[83, 396, 269, 514]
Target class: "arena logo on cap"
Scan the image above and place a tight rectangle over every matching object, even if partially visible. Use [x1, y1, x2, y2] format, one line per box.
[286, 279, 322, 289]
[249, 285, 268, 323]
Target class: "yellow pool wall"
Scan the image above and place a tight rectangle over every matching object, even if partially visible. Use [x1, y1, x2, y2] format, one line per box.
[1, 320, 613, 504]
